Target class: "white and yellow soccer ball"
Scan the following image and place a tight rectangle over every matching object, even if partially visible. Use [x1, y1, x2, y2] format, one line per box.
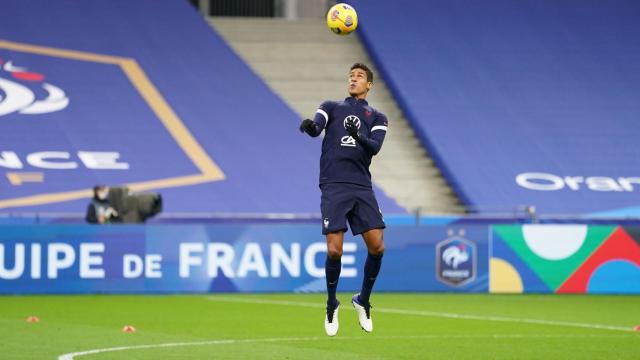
[326, 3, 358, 35]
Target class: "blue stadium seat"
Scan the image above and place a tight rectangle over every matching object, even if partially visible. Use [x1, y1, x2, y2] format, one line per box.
[0, 0, 404, 215]
[351, 0, 640, 216]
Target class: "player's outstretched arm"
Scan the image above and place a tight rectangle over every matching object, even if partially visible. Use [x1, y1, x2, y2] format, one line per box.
[299, 118, 323, 137]
[301, 102, 333, 137]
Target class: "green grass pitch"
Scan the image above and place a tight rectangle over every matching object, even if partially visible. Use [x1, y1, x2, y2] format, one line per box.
[1, 293, 638, 359]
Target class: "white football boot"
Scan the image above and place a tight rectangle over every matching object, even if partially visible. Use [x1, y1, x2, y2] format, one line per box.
[324, 300, 340, 337]
[352, 294, 372, 332]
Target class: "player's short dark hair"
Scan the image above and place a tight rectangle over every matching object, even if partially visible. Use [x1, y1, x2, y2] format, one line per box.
[351, 63, 374, 83]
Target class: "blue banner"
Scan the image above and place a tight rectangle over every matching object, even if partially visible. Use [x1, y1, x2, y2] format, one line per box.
[0, 224, 489, 294]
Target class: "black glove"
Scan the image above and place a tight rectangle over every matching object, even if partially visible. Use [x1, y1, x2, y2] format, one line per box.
[345, 118, 361, 139]
[299, 119, 315, 134]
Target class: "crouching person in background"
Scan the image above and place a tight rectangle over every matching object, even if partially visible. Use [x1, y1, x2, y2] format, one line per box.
[86, 185, 162, 224]
[86, 185, 120, 224]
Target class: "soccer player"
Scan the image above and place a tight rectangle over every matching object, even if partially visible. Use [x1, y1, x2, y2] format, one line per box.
[299, 63, 388, 337]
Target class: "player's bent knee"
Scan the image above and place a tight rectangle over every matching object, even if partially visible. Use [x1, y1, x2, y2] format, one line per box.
[369, 245, 384, 257]
[327, 248, 343, 259]
[327, 241, 343, 259]
[326, 231, 344, 259]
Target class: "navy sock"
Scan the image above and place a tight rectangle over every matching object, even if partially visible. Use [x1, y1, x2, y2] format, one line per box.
[359, 252, 383, 305]
[325, 256, 341, 307]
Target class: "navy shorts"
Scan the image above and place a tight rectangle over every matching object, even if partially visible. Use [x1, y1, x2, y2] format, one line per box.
[320, 183, 386, 235]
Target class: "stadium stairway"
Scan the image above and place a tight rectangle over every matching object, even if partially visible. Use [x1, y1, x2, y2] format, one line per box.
[208, 17, 465, 214]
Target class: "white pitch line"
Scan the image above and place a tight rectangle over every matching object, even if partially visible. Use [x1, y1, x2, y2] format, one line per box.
[58, 338, 287, 360]
[58, 333, 635, 359]
[206, 296, 636, 333]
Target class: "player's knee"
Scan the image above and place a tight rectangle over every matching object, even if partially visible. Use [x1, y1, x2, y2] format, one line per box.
[369, 244, 384, 257]
[327, 247, 343, 259]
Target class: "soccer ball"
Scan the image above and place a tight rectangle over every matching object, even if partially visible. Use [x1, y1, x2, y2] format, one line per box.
[326, 3, 358, 35]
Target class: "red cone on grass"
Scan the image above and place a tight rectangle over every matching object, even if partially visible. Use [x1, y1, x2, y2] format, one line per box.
[122, 325, 136, 333]
[26, 316, 40, 323]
